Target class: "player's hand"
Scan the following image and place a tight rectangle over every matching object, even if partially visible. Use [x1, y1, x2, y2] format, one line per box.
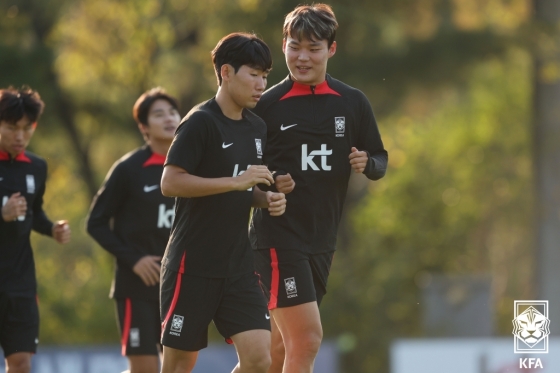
[266, 191, 286, 216]
[275, 173, 295, 194]
[133, 255, 162, 286]
[1, 192, 27, 222]
[349, 147, 368, 173]
[52, 220, 71, 244]
[234, 165, 274, 191]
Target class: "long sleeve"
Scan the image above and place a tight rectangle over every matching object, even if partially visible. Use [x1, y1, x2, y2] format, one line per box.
[31, 163, 53, 236]
[357, 93, 388, 181]
[86, 162, 143, 269]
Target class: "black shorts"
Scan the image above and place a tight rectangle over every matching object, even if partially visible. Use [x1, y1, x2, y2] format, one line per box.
[0, 293, 39, 357]
[116, 298, 161, 356]
[254, 249, 334, 309]
[160, 263, 270, 352]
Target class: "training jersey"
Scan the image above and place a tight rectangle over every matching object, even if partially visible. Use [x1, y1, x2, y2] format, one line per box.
[250, 74, 388, 254]
[87, 146, 175, 300]
[0, 150, 53, 296]
[163, 98, 266, 278]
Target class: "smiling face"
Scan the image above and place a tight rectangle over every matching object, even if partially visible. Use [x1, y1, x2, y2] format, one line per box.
[224, 64, 268, 110]
[139, 99, 180, 142]
[0, 116, 36, 157]
[283, 36, 336, 86]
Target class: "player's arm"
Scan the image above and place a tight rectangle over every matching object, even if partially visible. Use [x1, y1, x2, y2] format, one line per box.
[161, 164, 274, 198]
[349, 93, 388, 180]
[251, 186, 286, 216]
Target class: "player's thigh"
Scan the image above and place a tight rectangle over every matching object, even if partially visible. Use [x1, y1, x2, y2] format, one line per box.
[255, 248, 317, 309]
[213, 272, 271, 344]
[116, 298, 161, 356]
[230, 329, 271, 366]
[271, 302, 322, 347]
[160, 265, 223, 352]
[0, 295, 39, 358]
[161, 346, 198, 373]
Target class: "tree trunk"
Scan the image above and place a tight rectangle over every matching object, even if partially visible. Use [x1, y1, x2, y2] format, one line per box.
[534, 0, 560, 335]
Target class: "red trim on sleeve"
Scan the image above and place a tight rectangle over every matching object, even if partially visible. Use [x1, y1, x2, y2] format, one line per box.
[280, 80, 341, 101]
[142, 152, 166, 167]
[161, 252, 187, 338]
[269, 248, 279, 310]
[121, 298, 132, 356]
[0, 151, 31, 163]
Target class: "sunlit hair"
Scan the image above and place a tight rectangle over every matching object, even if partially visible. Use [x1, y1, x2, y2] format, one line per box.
[212, 32, 273, 86]
[0, 86, 44, 125]
[133, 87, 179, 127]
[283, 3, 338, 47]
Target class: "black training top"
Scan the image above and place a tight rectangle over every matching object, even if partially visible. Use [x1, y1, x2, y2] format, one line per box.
[87, 146, 175, 300]
[0, 150, 53, 296]
[163, 98, 266, 278]
[250, 75, 388, 253]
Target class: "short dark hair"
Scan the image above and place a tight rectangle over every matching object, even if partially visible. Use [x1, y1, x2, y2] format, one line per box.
[283, 4, 338, 48]
[211, 32, 273, 86]
[0, 86, 45, 124]
[133, 87, 179, 126]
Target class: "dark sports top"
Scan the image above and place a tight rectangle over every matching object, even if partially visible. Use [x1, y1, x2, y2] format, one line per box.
[87, 146, 175, 300]
[0, 150, 53, 296]
[250, 75, 388, 253]
[163, 98, 266, 278]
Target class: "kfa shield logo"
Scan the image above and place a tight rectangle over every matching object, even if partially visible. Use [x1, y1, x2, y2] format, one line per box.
[170, 314, 184, 333]
[284, 277, 297, 296]
[130, 328, 140, 347]
[512, 300, 550, 353]
[26, 174, 35, 194]
[255, 139, 263, 158]
[335, 117, 345, 137]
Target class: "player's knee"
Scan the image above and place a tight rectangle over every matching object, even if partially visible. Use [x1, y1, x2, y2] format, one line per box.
[270, 338, 285, 360]
[246, 353, 272, 373]
[6, 357, 31, 373]
[289, 330, 323, 357]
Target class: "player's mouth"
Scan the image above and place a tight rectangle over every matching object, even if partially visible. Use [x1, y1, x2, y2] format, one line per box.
[252, 94, 262, 101]
[12, 144, 24, 153]
[296, 66, 311, 73]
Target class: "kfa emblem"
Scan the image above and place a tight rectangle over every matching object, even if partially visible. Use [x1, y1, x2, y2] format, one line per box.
[170, 314, 184, 333]
[255, 139, 263, 158]
[335, 117, 345, 137]
[284, 277, 297, 298]
[512, 300, 550, 353]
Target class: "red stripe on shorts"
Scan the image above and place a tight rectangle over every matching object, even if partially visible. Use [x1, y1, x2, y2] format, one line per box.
[161, 252, 186, 339]
[269, 248, 279, 310]
[121, 298, 132, 356]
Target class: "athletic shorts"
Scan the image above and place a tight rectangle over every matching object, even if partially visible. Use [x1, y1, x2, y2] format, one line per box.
[254, 249, 334, 309]
[160, 264, 270, 352]
[0, 293, 39, 357]
[116, 298, 161, 356]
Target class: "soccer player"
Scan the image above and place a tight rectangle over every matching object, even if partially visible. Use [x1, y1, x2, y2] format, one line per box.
[0, 87, 71, 373]
[159, 32, 286, 373]
[86, 88, 180, 373]
[249, 4, 388, 373]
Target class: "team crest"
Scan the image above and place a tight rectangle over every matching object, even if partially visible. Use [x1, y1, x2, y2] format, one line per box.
[284, 277, 297, 296]
[130, 328, 140, 347]
[335, 117, 345, 137]
[171, 314, 184, 333]
[255, 139, 263, 158]
[512, 301, 550, 353]
[26, 174, 35, 194]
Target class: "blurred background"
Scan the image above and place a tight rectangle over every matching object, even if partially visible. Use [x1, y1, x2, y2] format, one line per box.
[1, 0, 560, 372]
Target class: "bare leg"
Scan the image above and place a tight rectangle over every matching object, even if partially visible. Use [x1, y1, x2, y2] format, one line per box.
[267, 316, 285, 373]
[6, 352, 32, 373]
[127, 355, 159, 373]
[230, 329, 271, 373]
[160, 346, 198, 373]
[272, 302, 322, 373]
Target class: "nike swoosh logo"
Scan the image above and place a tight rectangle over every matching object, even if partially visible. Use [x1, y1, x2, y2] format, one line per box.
[222, 142, 233, 148]
[144, 185, 159, 193]
[280, 124, 298, 131]
[265, 314, 270, 320]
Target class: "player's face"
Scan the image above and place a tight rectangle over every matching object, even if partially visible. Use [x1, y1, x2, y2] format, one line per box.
[283, 36, 336, 86]
[0, 116, 36, 157]
[143, 99, 180, 142]
[227, 65, 268, 109]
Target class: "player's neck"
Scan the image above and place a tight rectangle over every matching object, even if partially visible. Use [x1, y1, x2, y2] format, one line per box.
[215, 87, 243, 120]
[147, 140, 171, 156]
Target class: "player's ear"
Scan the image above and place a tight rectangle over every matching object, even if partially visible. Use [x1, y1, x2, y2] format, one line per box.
[328, 41, 337, 58]
[221, 64, 232, 83]
[282, 38, 287, 54]
[137, 123, 149, 137]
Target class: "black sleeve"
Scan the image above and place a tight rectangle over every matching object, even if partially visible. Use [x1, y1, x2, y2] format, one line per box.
[356, 92, 388, 181]
[165, 112, 209, 173]
[32, 163, 53, 236]
[86, 162, 143, 269]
